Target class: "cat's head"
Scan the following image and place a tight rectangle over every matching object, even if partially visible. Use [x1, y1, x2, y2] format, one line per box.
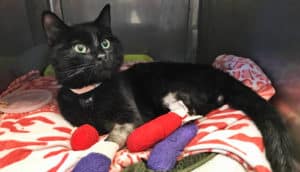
[42, 5, 123, 88]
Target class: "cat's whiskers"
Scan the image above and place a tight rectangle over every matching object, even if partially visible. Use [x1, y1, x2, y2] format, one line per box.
[58, 64, 95, 74]
[87, 64, 98, 83]
[59, 64, 97, 81]
[66, 63, 95, 70]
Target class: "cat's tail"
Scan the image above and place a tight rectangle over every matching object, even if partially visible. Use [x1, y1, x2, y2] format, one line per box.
[220, 75, 295, 172]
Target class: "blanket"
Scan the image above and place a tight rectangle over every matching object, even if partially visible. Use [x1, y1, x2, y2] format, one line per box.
[0, 55, 274, 172]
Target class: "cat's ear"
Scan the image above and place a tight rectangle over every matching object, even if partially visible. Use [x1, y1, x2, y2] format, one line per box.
[94, 4, 111, 29]
[42, 11, 68, 46]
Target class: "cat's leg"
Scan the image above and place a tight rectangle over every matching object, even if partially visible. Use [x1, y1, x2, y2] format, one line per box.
[105, 97, 144, 148]
[57, 92, 89, 127]
[106, 123, 135, 147]
[164, 72, 295, 171]
[162, 89, 224, 116]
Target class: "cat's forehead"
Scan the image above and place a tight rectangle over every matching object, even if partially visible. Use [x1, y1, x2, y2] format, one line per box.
[68, 24, 111, 44]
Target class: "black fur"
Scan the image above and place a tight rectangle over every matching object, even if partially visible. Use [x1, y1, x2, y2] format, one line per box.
[42, 5, 294, 172]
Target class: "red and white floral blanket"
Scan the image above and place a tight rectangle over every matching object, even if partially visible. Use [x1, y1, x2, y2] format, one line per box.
[0, 55, 275, 172]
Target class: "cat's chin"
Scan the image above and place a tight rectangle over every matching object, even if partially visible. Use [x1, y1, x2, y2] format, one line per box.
[58, 72, 112, 89]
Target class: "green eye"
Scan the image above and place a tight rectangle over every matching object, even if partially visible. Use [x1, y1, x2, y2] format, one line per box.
[100, 39, 110, 49]
[74, 44, 88, 53]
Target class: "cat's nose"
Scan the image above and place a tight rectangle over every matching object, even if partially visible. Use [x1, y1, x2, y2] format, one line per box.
[97, 53, 106, 60]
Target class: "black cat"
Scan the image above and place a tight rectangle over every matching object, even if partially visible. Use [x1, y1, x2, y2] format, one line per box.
[42, 5, 294, 172]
